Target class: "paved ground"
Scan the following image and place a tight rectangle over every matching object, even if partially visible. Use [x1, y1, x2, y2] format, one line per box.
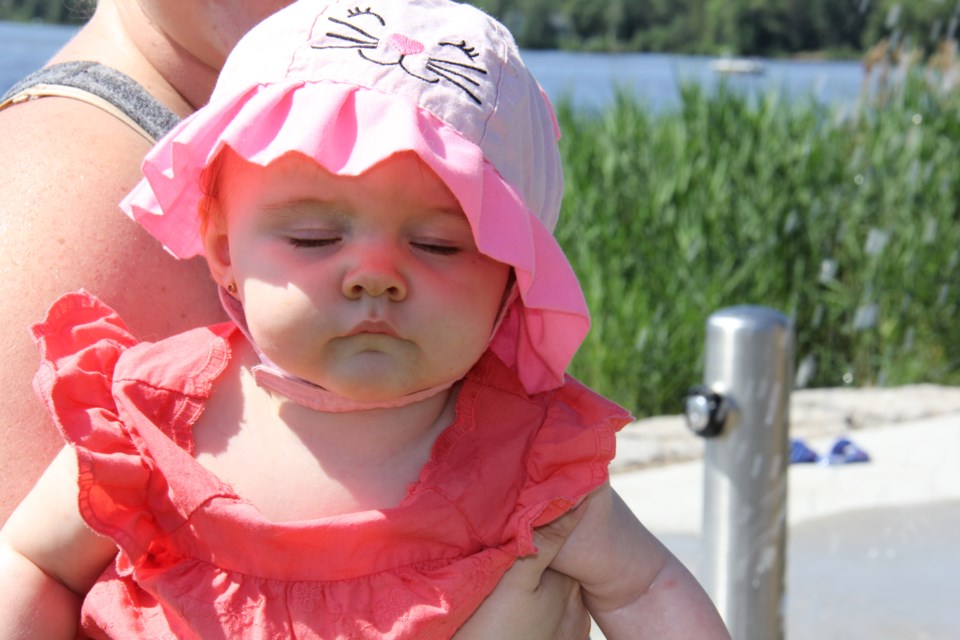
[597, 385, 960, 639]
[611, 383, 960, 472]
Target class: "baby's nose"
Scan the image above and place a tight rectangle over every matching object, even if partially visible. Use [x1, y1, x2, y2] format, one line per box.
[341, 253, 407, 301]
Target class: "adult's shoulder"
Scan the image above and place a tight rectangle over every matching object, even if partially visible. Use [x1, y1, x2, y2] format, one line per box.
[0, 92, 153, 206]
[0, 94, 224, 526]
[0, 94, 224, 339]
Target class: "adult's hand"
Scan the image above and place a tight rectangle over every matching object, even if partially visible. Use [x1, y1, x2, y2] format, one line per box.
[454, 502, 592, 640]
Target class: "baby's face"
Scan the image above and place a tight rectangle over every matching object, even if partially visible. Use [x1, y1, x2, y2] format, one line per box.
[208, 150, 510, 401]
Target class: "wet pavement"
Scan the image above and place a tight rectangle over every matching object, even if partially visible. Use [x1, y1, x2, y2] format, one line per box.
[598, 401, 960, 639]
[785, 501, 960, 639]
[651, 501, 960, 640]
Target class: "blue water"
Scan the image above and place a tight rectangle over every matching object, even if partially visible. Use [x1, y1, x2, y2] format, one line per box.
[522, 49, 865, 112]
[1, 20, 865, 111]
[0, 21, 77, 95]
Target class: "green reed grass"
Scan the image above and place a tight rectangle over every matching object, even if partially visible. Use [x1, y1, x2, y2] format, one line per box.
[554, 73, 960, 417]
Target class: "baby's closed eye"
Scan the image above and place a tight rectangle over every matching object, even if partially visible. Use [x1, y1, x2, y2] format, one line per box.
[288, 236, 342, 249]
[410, 240, 462, 256]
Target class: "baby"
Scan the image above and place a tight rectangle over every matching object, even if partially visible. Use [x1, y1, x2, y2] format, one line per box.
[0, 0, 730, 638]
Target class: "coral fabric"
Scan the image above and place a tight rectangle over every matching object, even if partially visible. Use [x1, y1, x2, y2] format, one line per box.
[32, 292, 631, 639]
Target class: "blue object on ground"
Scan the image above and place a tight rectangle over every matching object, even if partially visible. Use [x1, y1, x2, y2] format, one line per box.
[790, 438, 820, 463]
[823, 437, 870, 465]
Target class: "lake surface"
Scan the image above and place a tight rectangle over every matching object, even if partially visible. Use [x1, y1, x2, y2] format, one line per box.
[0, 21, 78, 96]
[1, 20, 866, 111]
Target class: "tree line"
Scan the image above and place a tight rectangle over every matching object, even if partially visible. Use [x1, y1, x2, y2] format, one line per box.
[469, 0, 960, 57]
[2, 0, 958, 57]
[0, 0, 92, 25]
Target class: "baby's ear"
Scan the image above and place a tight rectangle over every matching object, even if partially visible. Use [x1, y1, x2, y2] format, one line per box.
[201, 199, 233, 289]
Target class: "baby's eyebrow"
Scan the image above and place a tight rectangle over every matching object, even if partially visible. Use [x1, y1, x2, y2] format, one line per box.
[258, 200, 470, 229]
[432, 206, 469, 219]
[259, 199, 345, 220]
[418, 207, 473, 232]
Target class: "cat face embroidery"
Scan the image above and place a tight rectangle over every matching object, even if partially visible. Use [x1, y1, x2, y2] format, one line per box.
[311, 6, 489, 105]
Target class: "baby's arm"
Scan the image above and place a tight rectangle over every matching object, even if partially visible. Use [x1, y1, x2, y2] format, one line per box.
[0, 447, 118, 639]
[552, 482, 730, 639]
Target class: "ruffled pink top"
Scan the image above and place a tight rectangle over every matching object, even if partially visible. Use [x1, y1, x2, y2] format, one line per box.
[32, 292, 631, 639]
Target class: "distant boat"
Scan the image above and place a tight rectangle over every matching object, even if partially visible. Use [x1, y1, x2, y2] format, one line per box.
[709, 57, 765, 75]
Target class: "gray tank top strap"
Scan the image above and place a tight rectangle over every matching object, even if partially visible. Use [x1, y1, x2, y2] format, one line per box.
[1, 61, 180, 141]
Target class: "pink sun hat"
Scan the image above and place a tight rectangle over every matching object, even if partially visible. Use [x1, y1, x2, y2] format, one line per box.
[121, 0, 589, 395]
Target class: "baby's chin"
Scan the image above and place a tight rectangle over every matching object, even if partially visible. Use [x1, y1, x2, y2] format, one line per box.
[311, 367, 466, 415]
[319, 377, 449, 404]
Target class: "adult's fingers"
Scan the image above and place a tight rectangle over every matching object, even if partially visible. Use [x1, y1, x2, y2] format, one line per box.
[502, 497, 591, 591]
[453, 498, 593, 640]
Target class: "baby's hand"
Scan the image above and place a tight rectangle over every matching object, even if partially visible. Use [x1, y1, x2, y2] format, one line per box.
[454, 502, 591, 640]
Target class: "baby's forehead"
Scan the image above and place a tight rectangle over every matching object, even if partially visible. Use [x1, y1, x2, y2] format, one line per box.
[217, 149, 468, 219]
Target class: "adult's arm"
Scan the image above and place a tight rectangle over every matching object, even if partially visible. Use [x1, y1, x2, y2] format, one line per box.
[0, 96, 224, 524]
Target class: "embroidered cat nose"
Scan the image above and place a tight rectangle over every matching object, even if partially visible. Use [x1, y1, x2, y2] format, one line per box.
[387, 33, 424, 56]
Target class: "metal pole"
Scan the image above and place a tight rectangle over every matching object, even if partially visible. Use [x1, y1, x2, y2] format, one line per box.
[697, 306, 794, 640]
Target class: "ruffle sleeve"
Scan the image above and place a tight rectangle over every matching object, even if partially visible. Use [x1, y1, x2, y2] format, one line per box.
[31, 291, 163, 550]
[507, 375, 631, 557]
[30, 291, 188, 561]
[432, 353, 632, 561]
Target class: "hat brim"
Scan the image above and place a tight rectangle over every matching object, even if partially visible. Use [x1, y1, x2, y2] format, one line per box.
[121, 80, 589, 394]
